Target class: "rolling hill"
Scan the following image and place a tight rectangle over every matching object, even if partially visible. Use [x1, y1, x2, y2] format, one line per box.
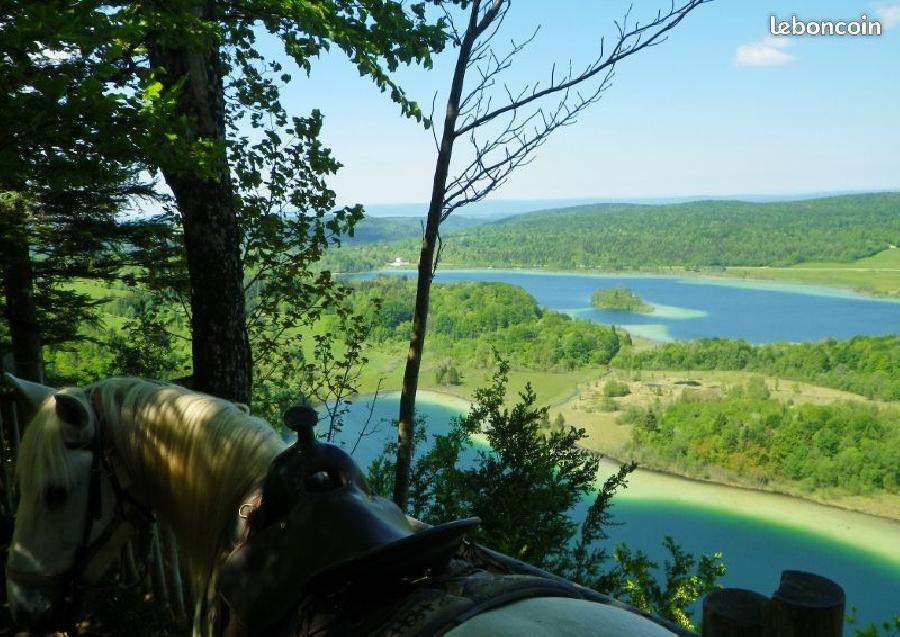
[324, 193, 900, 273]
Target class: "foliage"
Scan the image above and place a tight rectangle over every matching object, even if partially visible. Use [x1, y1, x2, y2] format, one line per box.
[624, 386, 900, 495]
[0, 1, 165, 361]
[1, 0, 457, 398]
[445, 359, 608, 569]
[611, 537, 725, 631]
[353, 277, 623, 371]
[341, 215, 487, 246]
[623, 335, 900, 401]
[300, 305, 375, 443]
[848, 612, 900, 637]
[369, 357, 722, 626]
[604, 379, 631, 397]
[370, 356, 616, 570]
[591, 287, 653, 313]
[105, 298, 188, 379]
[434, 360, 462, 386]
[322, 193, 900, 271]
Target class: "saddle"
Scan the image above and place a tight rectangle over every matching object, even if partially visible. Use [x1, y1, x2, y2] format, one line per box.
[218, 405, 479, 636]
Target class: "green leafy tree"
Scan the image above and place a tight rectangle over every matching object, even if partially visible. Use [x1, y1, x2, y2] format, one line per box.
[3, 0, 454, 402]
[0, 3, 164, 381]
[612, 537, 724, 631]
[370, 356, 723, 627]
[105, 299, 189, 379]
[435, 360, 462, 386]
[133, 0, 452, 401]
[604, 379, 631, 397]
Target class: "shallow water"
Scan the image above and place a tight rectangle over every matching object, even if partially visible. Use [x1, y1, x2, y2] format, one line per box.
[354, 270, 900, 343]
[330, 395, 900, 627]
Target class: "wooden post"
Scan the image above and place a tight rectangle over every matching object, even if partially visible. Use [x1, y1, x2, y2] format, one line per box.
[703, 572, 845, 637]
[703, 588, 767, 637]
[765, 570, 845, 637]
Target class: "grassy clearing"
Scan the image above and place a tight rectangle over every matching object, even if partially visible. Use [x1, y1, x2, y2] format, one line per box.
[356, 341, 599, 408]
[551, 368, 900, 519]
[555, 369, 887, 457]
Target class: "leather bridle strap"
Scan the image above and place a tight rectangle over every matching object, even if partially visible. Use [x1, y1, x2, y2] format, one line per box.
[66, 426, 103, 591]
[5, 425, 104, 610]
[6, 395, 154, 601]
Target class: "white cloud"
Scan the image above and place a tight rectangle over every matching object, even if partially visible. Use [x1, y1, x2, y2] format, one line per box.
[734, 37, 795, 66]
[874, 3, 900, 29]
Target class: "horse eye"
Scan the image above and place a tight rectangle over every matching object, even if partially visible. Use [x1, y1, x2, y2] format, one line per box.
[45, 485, 68, 509]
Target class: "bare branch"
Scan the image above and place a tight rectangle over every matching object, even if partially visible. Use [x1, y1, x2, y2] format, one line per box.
[350, 378, 385, 456]
[392, 0, 711, 511]
[455, 0, 711, 138]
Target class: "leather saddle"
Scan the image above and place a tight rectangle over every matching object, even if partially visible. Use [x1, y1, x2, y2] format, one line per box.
[218, 405, 479, 635]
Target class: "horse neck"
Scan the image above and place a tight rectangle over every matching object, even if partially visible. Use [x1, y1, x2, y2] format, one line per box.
[97, 381, 285, 583]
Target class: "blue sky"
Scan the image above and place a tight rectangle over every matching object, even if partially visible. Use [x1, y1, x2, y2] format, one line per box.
[261, 1, 900, 208]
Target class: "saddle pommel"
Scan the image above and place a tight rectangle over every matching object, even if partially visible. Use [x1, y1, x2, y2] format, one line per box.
[282, 404, 318, 452]
[221, 403, 479, 635]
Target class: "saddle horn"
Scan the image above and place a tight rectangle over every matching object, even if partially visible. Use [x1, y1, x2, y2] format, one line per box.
[283, 404, 318, 453]
[221, 401, 480, 634]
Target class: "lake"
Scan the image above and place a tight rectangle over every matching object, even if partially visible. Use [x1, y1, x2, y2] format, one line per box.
[327, 394, 900, 629]
[357, 270, 900, 342]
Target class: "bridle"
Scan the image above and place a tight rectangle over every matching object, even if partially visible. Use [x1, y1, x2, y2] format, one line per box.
[5, 391, 155, 622]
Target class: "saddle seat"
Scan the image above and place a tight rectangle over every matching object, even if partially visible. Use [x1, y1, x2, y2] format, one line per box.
[218, 405, 479, 636]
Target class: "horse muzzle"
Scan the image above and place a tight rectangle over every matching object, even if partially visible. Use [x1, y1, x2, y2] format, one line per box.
[6, 565, 78, 632]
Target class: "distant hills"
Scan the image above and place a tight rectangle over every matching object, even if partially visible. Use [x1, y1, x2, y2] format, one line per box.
[343, 214, 490, 246]
[327, 193, 900, 271]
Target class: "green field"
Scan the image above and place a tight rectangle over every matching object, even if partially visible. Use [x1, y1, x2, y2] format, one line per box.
[356, 340, 598, 408]
[722, 248, 900, 298]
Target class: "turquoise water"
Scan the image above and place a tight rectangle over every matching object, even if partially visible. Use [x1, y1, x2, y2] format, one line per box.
[354, 270, 899, 343]
[328, 396, 900, 628]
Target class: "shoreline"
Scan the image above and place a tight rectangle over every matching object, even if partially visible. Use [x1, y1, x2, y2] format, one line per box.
[600, 448, 900, 523]
[406, 389, 900, 566]
[360, 264, 900, 301]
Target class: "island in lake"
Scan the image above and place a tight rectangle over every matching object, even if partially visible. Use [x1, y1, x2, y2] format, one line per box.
[590, 286, 653, 313]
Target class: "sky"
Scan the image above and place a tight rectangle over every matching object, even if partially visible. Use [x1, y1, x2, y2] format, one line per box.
[255, 0, 900, 211]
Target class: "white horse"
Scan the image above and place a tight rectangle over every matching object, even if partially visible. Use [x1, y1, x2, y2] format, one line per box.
[5, 375, 284, 634]
[5, 374, 682, 636]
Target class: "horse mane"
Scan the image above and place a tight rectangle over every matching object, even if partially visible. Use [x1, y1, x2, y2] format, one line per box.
[88, 378, 286, 592]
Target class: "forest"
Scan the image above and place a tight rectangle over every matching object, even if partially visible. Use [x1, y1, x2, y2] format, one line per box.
[321, 193, 900, 272]
[352, 277, 624, 370]
[622, 388, 900, 497]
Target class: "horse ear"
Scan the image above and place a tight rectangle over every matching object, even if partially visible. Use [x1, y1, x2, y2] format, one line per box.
[4, 373, 55, 408]
[54, 393, 90, 429]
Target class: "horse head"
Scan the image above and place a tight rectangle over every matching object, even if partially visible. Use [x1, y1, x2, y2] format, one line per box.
[4, 374, 127, 632]
[219, 404, 478, 634]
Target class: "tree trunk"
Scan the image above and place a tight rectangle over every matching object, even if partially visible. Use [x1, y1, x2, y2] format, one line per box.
[147, 1, 252, 403]
[393, 2, 482, 510]
[0, 200, 44, 382]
